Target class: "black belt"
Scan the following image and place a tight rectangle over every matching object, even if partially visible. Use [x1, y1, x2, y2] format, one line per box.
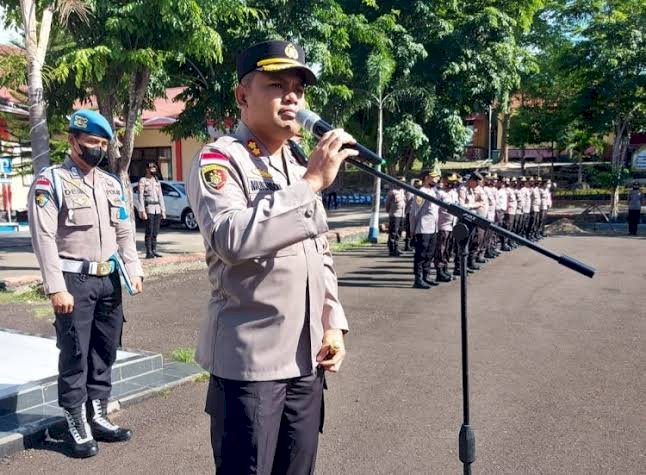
[145, 201, 160, 205]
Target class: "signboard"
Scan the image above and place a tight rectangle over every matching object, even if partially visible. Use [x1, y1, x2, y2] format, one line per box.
[633, 147, 646, 171]
[0, 158, 11, 174]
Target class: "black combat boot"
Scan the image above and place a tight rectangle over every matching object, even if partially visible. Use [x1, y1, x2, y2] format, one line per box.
[152, 236, 162, 258]
[413, 271, 431, 289]
[87, 399, 132, 443]
[403, 240, 412, 252]
[436, 266, 452, 283]
[467, 257, 480, 271]
[63, 405, 98, 458]
[422, 272, 439, 286]
[145, 237, 154, 259]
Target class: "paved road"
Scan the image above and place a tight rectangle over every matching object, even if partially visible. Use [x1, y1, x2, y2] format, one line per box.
[1, 236, 645, 474]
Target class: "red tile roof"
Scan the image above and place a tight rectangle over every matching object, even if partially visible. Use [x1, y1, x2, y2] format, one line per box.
[73, 87, 187, 128]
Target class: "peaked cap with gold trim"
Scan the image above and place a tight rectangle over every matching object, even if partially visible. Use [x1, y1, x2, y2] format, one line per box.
[236, 40, 317, 85]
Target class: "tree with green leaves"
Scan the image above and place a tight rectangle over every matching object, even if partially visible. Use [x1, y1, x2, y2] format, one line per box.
[0, 0, 90, 173]
[45, 0, 255, 210]
[560, 0, 646, 218]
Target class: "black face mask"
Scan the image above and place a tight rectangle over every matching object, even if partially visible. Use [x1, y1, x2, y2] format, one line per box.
[77, 143, 107, 168]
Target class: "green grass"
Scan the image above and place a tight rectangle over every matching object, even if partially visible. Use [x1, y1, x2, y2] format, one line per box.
[157, 388, 172, 398]
[0, 285, 48, 305]
[193, 372, 210, 383]
[170, 347, 196, 364]
[32, 305, 54, 320]
[330, 238, 373, 253]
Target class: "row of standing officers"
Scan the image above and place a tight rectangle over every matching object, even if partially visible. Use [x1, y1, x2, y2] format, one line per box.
[385, 171, 553, 289]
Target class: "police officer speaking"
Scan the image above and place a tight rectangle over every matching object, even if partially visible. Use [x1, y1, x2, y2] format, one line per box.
[187, 40, 352, 474]
[28, 109, 144, 458]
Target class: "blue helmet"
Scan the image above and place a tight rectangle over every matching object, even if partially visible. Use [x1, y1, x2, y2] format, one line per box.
[69, 109, 114, 140]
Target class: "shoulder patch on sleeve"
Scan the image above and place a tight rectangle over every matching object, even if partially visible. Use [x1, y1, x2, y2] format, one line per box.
[201, 164, 228, 191]
[34, 176, 53, 192]
[200, 149, 230, 167]
[34, 190, 50, 207]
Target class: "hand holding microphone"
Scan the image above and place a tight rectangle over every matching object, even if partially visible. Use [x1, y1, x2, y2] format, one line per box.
[296, 109, 384, 193]
[303, 128, 358, 193]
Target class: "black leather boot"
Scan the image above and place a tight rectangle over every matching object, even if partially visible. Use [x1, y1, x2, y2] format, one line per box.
[413, 270, 431, 289]
[87, 399, 132, 443]
[152, 237, 162, 258]
[63, 405, 98, 458]
[145, 237, 154, 259]
[467, 258, 480, 271]
[422, 272, 439, 286]
[436, 266, 452, 282]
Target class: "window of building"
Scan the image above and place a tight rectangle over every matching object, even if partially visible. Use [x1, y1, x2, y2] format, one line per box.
[130, 147, 172, 181]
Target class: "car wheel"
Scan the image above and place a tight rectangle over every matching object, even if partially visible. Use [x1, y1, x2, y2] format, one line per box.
[182, 209, 199, 230]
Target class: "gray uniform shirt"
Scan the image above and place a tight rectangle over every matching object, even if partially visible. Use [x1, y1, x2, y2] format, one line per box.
[437, 188, 457, 231]
[506, 187, 517, 215]
[28, 157, 143, 295]
[628, 190, 643, 210]
[410, 186, 439, 234]
[385, 188, 406, 218]
[186, 122, 348, 381]
[515, 189, 524, 215]
[138, 176, 166, 215]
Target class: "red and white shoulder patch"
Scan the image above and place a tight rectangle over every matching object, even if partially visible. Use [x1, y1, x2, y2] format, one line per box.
[34, 176, 53, 192]
[199, 150, 230, 166]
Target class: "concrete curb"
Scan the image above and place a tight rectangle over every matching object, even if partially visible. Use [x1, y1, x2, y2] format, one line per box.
[327, 226, 368, 244]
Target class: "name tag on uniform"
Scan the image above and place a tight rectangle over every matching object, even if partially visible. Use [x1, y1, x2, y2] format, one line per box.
[250, 180, 282, 192]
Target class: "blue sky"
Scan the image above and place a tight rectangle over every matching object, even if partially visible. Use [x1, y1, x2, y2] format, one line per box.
[0, 7, 21, 45]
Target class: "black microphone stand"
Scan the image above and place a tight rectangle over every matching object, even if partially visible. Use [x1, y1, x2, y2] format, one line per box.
[343, 157, 595, 474]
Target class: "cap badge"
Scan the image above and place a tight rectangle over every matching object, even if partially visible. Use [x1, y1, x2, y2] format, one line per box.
[285, 43, 299, 60]
[73, 115, 88, 129]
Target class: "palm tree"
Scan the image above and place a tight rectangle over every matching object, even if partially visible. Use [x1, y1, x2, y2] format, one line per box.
[18, 0, 89, 173]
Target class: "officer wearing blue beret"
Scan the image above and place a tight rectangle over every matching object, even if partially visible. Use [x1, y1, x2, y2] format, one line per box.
[28, 109, 144, 458]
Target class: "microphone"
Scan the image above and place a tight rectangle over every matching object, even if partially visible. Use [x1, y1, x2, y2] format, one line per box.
[295, 110, 385, 166]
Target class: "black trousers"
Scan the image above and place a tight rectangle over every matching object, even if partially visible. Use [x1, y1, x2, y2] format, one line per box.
[325, 192, 338, 209]
[435, 230, 452, 266]
[515, 214, 525, 235]
[628, 209, 641, 235]
[54, 271, 124, 408]
[207, 369, 325, 475]
[414, 233, 437, 277]
[388, 216, 404, 253]
[539, 210, 548, 235]
[503, 213, 514, 246]
[527, 211, 537, 238]
[469, 227, 485, 259]
[144, 213, 162, 246]
[403, 214, 412, 248]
